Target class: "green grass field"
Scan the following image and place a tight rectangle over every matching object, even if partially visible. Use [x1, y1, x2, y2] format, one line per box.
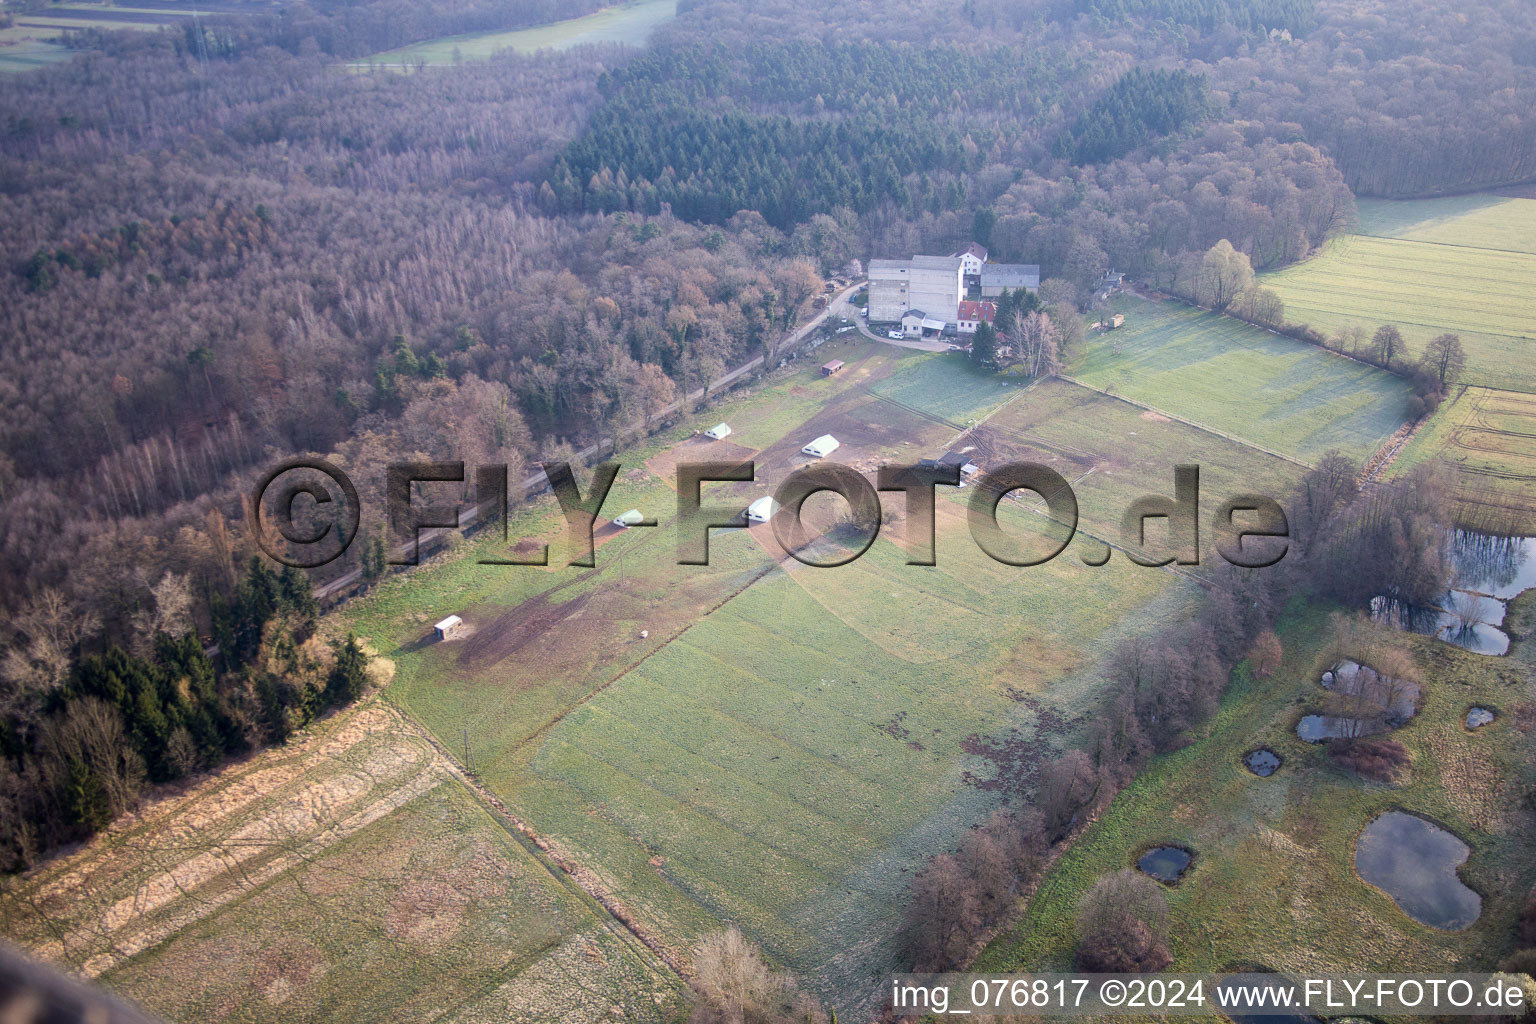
[1263, 196, 1536, 393]
[1068, 294, 1413, 464]
[357, 0, 676, 67]
[978, 609, 1536, 983]
[0, 38, 74, 73]
[334, 341, 1316, 1012]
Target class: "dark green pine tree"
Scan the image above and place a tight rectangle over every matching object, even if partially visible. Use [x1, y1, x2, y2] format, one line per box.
[326, 634, 369, 707]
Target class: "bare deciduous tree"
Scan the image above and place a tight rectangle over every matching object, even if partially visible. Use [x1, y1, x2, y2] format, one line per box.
[1196, 240, 1254, 312]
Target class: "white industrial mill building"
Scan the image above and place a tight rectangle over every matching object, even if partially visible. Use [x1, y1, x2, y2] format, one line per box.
[867, 242, 1039, 335]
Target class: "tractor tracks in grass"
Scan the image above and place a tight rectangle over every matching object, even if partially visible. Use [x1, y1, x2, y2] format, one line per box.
[391, 698, 692, 983]
[1057, 374, 1315, 470]
[407, 556, 792, 980]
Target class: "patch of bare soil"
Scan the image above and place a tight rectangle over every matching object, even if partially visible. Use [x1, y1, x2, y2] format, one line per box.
[643, 437, 757, 490]
[456, 589, 595, 672]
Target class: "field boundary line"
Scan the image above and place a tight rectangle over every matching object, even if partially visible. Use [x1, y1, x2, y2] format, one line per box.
[388, 699, 692, 982]
[1353, 232, 1536, 258]
[1056, 374, 1315, 470]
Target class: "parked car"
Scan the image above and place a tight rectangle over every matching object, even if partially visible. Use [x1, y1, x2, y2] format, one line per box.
[887, 330, 904, 340]
[860, 306, 869, 317]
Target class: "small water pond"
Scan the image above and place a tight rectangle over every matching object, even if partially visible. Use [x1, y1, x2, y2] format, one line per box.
[1300, 658, 1420, 742]
[1354, 811, 1481, 930]
[1243, 748, 1281, 776]
[1296, 714, 1379, 743]
[1373, 531, 1535, 656]
[1136, 846, 1192, 883]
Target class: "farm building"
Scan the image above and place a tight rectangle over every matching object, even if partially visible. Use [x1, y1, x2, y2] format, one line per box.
[868, 254, 963, 324]
[917, 451, 980, 478]
[802, 434, 840, 458]
[901, 310, 946, 338]
[956, 300, 996, 334]
[821, 359, 845, 376]
[434, 615, 463, 640]
[613, 509, 647, 528]
[867, 244, 1036, 328]
[979, 263, 1041, 298]
[746, 496, 778, 522]
[704, 422, 732, 440]
[952, 242, 988, 278]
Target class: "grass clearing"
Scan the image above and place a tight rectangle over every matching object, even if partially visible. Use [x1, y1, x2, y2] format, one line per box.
[1263, 196, 1536, 392]
[977, 609, 1536, 980]
[0, 700, 680, 1023]
[356, 0, 676, 67]
[336, 343, 1314, 1012]
[1068, 294, 1413, 464]
[0, 38, 74, 73]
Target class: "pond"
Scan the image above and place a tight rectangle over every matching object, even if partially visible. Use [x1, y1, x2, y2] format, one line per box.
[1373, 531, 1536, 656]
[1354, 811, 1481, 930]
[1321, 659, 1419, 724]
[1466, 707, 1496, 729]
[1243, 748, 1281, 776]
[1296, 714, 1381, 743]
[1137, 846, 1192, 883]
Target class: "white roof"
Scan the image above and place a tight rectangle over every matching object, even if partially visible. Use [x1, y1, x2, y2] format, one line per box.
[746, 496, 778, 520]
[705, 422, 731, 438]
[613, 509, 645, 525]
[802, 434, 840, 456]
[435, 615, 462, 630]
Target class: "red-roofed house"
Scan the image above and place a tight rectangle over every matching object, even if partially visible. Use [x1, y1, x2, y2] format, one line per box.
[956, 300, 996, 335]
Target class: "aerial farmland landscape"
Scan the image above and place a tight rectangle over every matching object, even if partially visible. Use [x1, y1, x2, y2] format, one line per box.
[1, 0, 1535, 1022]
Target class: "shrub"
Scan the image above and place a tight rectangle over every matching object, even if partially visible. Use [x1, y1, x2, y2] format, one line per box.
[1076, 918, 1174, 973]
[1075, 870, 1172, 974]
[1519, 885, 1536, 946]
[1327, 738, 1410, 782]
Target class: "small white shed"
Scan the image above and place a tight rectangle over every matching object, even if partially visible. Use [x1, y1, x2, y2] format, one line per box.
[746, 496, 779, 523]
[704, 422, 732, 440]
[613, 509, 646, 528]
[801, 434, 840, 458]
[434, 615, 463, 641]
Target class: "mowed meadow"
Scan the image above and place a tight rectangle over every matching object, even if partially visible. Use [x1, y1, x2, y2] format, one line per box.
[335, 328, 1378, 1010]
[1066, 294, 1413, 465]
[1263, 195, 1536, 393]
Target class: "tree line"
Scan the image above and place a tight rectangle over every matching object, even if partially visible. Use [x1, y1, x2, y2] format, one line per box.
[900, 456, 1456, 972]
[0, 559, 371, 872]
